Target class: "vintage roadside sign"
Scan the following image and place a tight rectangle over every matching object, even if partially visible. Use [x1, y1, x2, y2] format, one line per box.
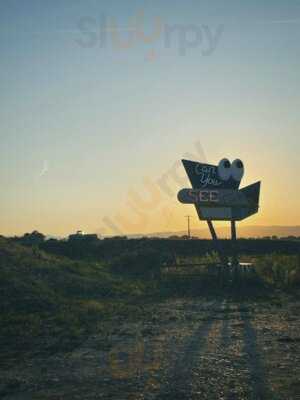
[177, 157, 261, 266]
[178, 158, 260, 221]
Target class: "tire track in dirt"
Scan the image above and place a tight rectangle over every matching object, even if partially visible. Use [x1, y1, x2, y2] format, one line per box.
[215, 303, 256, 400]
[154, 301, 273, 400]
[186, 302, 272, 400]
[123, 299, 221, 399]
[184, 300, 240, 399]
[241, 308, 272, 400]
[151, 301, 223, 400]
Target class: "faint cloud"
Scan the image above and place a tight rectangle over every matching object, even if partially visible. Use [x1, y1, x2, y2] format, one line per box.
[38, 160, 49, 178]
[259, 19, 300, 25]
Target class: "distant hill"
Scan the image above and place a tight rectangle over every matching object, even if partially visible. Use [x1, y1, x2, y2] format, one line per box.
[127, 226, 300, 239]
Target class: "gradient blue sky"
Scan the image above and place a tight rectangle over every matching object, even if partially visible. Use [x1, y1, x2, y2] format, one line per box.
[1, 0, 300, 236]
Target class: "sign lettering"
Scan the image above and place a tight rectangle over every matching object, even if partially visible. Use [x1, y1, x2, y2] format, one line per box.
[187, 190, 219, 203]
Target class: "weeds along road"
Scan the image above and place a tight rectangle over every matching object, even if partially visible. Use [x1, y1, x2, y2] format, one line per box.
[1, 297, 300, 399]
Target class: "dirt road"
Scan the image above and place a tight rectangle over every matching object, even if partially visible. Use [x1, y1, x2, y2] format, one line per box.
[2, 297, 300, 399]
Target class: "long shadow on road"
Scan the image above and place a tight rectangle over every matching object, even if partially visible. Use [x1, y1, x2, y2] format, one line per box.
[153, 302, 221, 400]
[241, 310, 274, 400]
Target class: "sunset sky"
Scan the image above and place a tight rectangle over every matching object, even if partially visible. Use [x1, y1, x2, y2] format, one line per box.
[1, 1, 299, 237]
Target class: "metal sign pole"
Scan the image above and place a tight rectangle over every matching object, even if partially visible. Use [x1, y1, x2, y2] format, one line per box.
[207, 220, 228, 267]
[231, 220, 238, 267]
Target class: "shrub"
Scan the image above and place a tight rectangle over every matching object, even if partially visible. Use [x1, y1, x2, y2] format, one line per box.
[110, 249, 164, 278]
[255, 254, 300, 288]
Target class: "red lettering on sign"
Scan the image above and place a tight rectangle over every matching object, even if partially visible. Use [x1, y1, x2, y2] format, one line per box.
[188, 189, 198, 202]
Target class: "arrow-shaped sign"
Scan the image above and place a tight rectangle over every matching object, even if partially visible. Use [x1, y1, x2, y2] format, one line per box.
[177, 182, 261, 221]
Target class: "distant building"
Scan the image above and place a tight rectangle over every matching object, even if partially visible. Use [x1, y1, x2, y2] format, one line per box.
[68, 231, 98, 243]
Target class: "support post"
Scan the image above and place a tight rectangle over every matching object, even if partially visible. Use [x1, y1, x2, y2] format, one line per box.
[231, 220, 238, 267]
[207, 220, 228, 267]
[230, 220, 240, 286]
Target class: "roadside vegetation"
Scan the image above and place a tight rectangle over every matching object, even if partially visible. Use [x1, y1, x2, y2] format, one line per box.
[0, 238, 155, 360]
[255, 253, 300, 289]
[1, 234, 300, 362]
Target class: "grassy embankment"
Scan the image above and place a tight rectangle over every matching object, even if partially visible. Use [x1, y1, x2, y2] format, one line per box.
[1, 236, 300, 360]
[0, 238, 157, 359]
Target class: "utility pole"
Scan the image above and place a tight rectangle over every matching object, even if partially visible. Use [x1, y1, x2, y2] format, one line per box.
[185, 215, 192, 239]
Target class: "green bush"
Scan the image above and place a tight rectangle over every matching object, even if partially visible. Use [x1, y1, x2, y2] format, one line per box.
[110, 249, 163, 278]
[255, 254, 300, 288]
